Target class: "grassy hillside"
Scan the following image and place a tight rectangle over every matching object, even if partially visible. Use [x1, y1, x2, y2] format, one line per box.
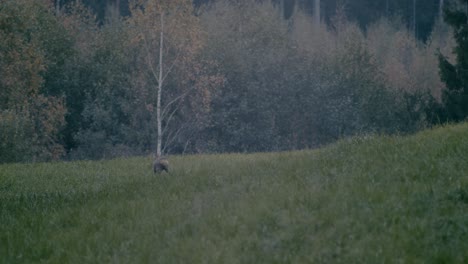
[1, 123, 468, 263]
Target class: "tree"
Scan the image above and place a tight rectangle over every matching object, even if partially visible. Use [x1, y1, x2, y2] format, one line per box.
[200, 1, 294, 152]
[129, 0, 219, 157]
[314, 0, 320, 28]
[439, 0, 468, 122]
[440, 0, 445, 19]
[0, 0, 67, 162]
[413, 0, 417, 38]
[56, 0, 62, 15]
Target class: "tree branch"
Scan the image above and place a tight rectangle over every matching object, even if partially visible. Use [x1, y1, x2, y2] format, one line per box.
[161, 52, 181, 84]
[161, 90, 190, 120]
[162, 98, 183, 135]
[140, 29, 160, 86]
[162, 124, 185, 154]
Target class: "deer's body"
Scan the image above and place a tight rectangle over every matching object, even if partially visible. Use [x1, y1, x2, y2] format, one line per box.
[153, 157, 169, 173]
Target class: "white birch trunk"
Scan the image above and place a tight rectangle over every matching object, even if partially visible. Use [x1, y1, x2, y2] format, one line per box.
[156, 13, 164, 158]
[280, 0, 285, 19]
[116, 0, 120, 16]
[439, 0, 444, 18]
[412, 0, 417, 39]
[314, 0, 320, 27]
[56, 0, 61, 15]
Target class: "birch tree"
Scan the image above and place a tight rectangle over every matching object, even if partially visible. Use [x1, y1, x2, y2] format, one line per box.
[314, 0, 320, 28]
[55, 0, 61, 15]
[439, 0, 444, 18]
[412, 0, 417, 39]
[129, 0, 215, 157]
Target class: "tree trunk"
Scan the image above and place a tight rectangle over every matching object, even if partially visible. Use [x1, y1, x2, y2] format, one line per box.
[282, 0, 295, 20]
[412, 0, 417, 39]
[314, 0, 320, 27]
[156, 13, 164, 158]
[116, 0, 120, 16]
[280, 0, 284, 19]
[56, 0, 61, 15]
[439, 0, 444, 18]
[386, 0, 389, 16]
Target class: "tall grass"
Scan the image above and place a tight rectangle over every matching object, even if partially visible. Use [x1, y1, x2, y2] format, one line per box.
[1, 123, 468, 263]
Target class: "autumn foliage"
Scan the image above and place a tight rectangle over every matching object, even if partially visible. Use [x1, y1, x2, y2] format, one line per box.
[0, 0, 455, 162]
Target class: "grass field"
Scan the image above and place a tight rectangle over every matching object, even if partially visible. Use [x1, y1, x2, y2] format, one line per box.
[1, 123, 468, 263]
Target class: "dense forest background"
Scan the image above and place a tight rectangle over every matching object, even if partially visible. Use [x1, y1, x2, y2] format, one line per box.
[0, 0, 465, 162]
[57, 0, 444, 40]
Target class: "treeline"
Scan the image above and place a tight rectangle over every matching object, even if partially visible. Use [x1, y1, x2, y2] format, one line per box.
[0, 0, 457, 162]
[54, 0, 444, 41]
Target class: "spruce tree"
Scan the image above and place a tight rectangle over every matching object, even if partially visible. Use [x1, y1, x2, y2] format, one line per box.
[439, 0, 468, 122]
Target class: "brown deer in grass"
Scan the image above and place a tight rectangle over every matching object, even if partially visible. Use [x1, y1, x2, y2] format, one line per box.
[153, 156, 169, 174]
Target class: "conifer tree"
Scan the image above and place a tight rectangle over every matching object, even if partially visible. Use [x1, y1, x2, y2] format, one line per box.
[439, 0, 468, 122]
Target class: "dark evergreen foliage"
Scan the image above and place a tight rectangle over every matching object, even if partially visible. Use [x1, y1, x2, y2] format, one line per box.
[439, 0, 468, 122]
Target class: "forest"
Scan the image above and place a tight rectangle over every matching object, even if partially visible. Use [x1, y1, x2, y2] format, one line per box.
[1, 0, 467, 162]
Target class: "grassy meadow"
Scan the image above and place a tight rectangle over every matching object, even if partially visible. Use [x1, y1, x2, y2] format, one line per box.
[1, 123, 468, 263]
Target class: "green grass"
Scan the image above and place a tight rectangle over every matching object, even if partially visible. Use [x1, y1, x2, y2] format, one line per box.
[1, 123, 468, 263]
